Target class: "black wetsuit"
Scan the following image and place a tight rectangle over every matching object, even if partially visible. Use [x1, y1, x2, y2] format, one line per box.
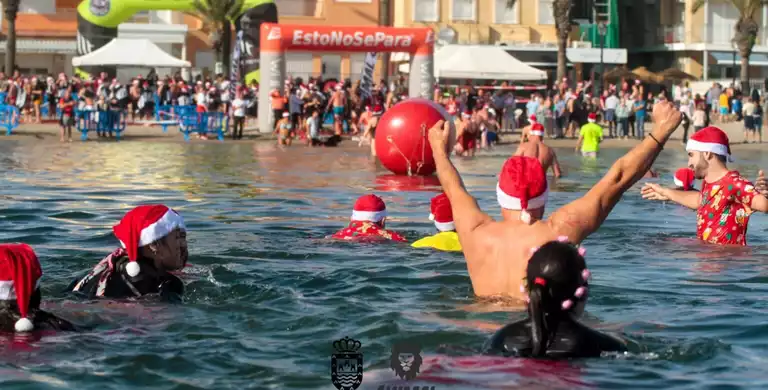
[484, 318, 626, 358]
[69, 255, 184, 302]
[0, 292, 77, 333]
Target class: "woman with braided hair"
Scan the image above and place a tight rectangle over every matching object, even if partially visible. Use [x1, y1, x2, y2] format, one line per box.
[484, 240, 626, 358]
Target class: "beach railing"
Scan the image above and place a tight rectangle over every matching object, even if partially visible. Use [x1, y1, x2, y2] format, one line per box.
[178, 111, 229, 141]
[154, 104, 196, 132]
[0, 104, 20, 135]
[74, 109, 128, 141]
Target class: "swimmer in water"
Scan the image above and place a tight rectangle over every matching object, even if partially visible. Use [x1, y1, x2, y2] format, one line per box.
[673, 167, 696, 191]
[514, 122, 562, 178]
[0, 244, 76, 333]
[274, 111, 293, 146]
[641, 126, 768, 245]
[412, 192, 462, 252]
[484, 240, 626, 358]
[70, 205, 188, 300]
[331, 194, 407, 242]
[427, 100, 683, 300]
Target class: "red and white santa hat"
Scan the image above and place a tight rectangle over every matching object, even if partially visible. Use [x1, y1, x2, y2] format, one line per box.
[686, 126, 734, 162]
[673, 168, 696, 190]
[113, 205, 186, 277]
[461, 111, 471, 119]
[0, 243, 42, 332]
[351, 194, 387, 223]
[530, 123, 545, 137]
[428, 193, 454, 232]
[529, 114, 537, 123]
[587, 112, 597, 123]
[497, 156, 548, 224]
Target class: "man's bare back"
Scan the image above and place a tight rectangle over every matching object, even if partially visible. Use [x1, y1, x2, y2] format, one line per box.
[515, 140, 562, 178]
[427, 101, 684, 301]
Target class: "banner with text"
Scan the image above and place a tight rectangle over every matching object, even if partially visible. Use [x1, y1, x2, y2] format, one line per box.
[360, 52, 378, 98]
[231, 30, 244, 97]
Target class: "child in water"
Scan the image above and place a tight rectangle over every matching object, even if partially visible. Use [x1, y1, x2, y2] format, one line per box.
[484, 240, 626, 358]
[0, 243, 76, 333]
[70, 204, 188, 301]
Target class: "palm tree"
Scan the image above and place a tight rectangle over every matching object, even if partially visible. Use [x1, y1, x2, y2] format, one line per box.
[693, 0, 768, 90]
[187, 0, 245, 78]
[507, 0, 573, 80]
[3, 0, 19, 75]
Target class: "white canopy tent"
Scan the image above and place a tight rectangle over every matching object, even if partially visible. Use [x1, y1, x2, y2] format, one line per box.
[434, 45, 546, 81]
[72, 38, 191, 68]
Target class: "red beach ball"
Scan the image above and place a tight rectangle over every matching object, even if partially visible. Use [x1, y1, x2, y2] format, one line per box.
[374, 98, 456, 176]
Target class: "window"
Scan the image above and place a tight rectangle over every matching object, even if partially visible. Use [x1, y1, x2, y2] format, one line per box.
[452, 0, 476, 21]
[538, 0, 554, 25]
[413, 0, 439, 22]
[494, 0, 518, 24]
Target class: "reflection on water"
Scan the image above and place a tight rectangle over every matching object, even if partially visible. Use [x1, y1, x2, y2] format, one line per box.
[1, 140, 768, 389]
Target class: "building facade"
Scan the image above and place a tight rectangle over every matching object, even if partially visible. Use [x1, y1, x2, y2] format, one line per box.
[622, 0, 768, 81]
[393, 0, 626, 80]
[0, 0, 384, 80]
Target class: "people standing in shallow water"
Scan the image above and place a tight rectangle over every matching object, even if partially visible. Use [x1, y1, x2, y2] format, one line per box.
[426, 100, 683, 300]
[412, 193, 462, 252]
[0, 244, 76, 333]
[71, 205, 187, 300]
[642, 126, 768, 245]
[514, 122, 562, 178]
[484, 240, 626, 358]
[331, 194, 406, 242]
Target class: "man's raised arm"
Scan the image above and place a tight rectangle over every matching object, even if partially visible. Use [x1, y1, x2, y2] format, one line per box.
[429, 120, 493, 238]
[546, 101, 683, 244]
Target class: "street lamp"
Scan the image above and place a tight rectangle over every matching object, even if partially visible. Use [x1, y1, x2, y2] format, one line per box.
[732, 41, 738, 88]
[598, 22, 607, 95]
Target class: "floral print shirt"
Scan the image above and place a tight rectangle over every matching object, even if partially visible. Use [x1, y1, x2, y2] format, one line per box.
[331, 221, 406, 242]
[696, 171, 757, 245]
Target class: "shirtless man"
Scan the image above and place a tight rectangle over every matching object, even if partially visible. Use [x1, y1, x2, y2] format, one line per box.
[520, 114, 537, 143]
[326, 84, 346, 135]
[514, 122, 562, 178]
[427, 101, 683, 300]
[453, 111, 470, 155]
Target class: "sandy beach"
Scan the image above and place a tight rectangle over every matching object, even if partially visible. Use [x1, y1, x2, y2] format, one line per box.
[0, 120, 763, 154]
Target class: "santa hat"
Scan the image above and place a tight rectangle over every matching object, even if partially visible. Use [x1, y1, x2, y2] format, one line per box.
[461, 111, 471, 118]
[496, 156, 548, 224]
[282, 112, 290, 117]
[686, 126, 734, 162]
[0, 244, 42, 332]
[113, 205, 186, 277]
[530, 123, 545, 137]
[587, 113, 597, 123]
[351, 194, 387, 223]
[428, 193, 454, 232]
[674, 168, 696, 190]
[529, 114, 537, 123]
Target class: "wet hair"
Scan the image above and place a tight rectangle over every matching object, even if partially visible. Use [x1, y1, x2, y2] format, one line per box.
[526, 241, 588, 357]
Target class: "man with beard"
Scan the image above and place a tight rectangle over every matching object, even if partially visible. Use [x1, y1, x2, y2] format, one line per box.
[641, 126, 768, 245]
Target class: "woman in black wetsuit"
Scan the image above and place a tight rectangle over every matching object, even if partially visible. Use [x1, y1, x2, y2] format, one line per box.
[485, 241, 626, 358]
[70, 204, 187, 302]
[0, 244, 76, 333]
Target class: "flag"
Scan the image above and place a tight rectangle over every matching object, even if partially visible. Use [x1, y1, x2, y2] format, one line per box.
[231, 30, 243, 98]
[359, 52, 378, 99]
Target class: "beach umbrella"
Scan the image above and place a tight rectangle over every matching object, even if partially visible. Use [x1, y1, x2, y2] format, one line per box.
[631, 67, 664, 84]
[658, 68, 698, 81]
[603, 67, 635, 82]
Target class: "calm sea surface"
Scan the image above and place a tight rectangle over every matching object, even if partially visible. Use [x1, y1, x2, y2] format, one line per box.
[1, 139, 768, 390]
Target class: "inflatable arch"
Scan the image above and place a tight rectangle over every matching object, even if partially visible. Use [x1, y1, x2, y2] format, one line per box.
[75, 0, 278, 80]
[258, 23, 435, 133]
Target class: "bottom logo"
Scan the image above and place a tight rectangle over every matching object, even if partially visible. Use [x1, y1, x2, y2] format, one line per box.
[389, 342, 423, 380]
[331, 336, 363, 390]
